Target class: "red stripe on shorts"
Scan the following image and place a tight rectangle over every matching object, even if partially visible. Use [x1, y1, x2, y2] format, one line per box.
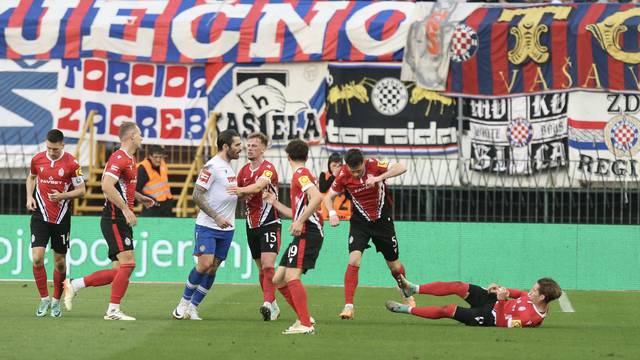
[112, 223, 124, 251]
[296, 239, 307, 269]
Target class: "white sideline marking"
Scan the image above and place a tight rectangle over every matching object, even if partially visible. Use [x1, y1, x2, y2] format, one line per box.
[558, 291, 575, 313]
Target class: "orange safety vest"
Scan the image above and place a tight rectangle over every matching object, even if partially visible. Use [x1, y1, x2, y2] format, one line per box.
[320, 173, 352, 220]
[139, 159, 173, 202]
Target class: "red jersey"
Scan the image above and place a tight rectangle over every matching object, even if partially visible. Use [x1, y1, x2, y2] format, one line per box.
[331, 158, 391, 222]
[30, 151, 83, 224]
[493, 289, 547, 328]
[101, 149, 137, 220]
[290, 167, 323, 235]
[237, 160, 280, 229]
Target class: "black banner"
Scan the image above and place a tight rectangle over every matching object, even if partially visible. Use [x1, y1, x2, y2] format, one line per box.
[325, 63, 458, 155]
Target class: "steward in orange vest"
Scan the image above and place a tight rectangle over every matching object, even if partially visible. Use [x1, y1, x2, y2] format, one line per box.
[319, 152, 351, 220]
[136, 145, 174, 217]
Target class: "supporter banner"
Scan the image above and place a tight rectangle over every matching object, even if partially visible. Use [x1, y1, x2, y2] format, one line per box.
[444, 4, 640, 96]
[0, 60, 62, 168]
[401, 1, 480, 91]
[568, 91, 640, 182]
[465, 93, 568, 174]
[326, 63, 458, 155]
[209, 63, 327, 145]
[53, 58, 209, 145]
[0, 60, 58, 146]
[0, 0, 417, 64]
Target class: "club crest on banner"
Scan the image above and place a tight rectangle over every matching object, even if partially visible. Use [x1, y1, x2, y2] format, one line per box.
[507, 117, 533, 148]
[604, 114, 640, 157]
[450, 24, 478, 63]
[371, 77, 409, 116]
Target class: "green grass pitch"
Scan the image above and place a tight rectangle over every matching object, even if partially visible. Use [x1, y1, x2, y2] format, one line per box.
[1, 282, 638, 360]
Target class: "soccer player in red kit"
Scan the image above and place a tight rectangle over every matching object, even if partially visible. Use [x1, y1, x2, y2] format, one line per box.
[228, 132, 282, 321]
[387, 276, 562, 328]
[26, 129, 86, 317]
[63, 122, 153, 320]
[263, 139, 323, 335]
[323, 148, 413, 320]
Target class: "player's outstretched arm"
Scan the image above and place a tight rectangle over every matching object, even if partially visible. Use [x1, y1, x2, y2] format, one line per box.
[228, 178, 269, 197]
[381, 162, 407, 180]
[263, 192, 293, 218]
[365, 162, 407, 187]
[323, 189, 341, 227]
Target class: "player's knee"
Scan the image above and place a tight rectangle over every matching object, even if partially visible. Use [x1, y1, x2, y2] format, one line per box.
[54, 259, 66, 272]
[32, 257, 45, 267]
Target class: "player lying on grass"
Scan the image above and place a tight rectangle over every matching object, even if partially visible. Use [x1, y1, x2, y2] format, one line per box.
[387, 276, 561, 328]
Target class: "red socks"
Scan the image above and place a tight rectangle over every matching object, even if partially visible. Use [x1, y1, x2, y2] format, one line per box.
[344, 264, 359, 304]
[411, 304, 457, 319]
[53, 270, 66, 300]
[33, 265, 48, 298]
[262, 267, 276, 303]
[418, 281, 469, 298]
[391, 264, 406, 288]
[84, 269, 118, 287]
[287, 279, 311, 327]
[278, 284, 297, 313]
[109, 264, 135, 304]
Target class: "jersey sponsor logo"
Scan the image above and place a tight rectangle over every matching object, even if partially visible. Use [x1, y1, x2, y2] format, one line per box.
[262, 170, 273, 178]
[39, 177, 64, 185]
[298, 175, 311, 186]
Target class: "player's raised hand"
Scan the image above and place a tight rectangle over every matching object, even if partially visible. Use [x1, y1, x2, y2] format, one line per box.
[49, 190, 64, 202]
[26, 197, 37, 211]
[214, 214, 232, 229]
[123, 208, 138, 227]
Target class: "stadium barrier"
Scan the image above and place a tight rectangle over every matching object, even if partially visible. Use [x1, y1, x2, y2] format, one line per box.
[1, 215, 638, 291]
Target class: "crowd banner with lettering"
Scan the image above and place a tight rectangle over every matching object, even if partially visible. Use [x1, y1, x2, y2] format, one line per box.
[53, 58, 210, 145]
[568, 91, 640, 182]
[0, 60, 61, 168]
[442, 4, 640, 97]
[326, 62, 458, 155]
[0, 0, 418, 64]
[464, 93, 568, 174]
[209, 63, 327, 146]
[401, 1, 480, 91]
